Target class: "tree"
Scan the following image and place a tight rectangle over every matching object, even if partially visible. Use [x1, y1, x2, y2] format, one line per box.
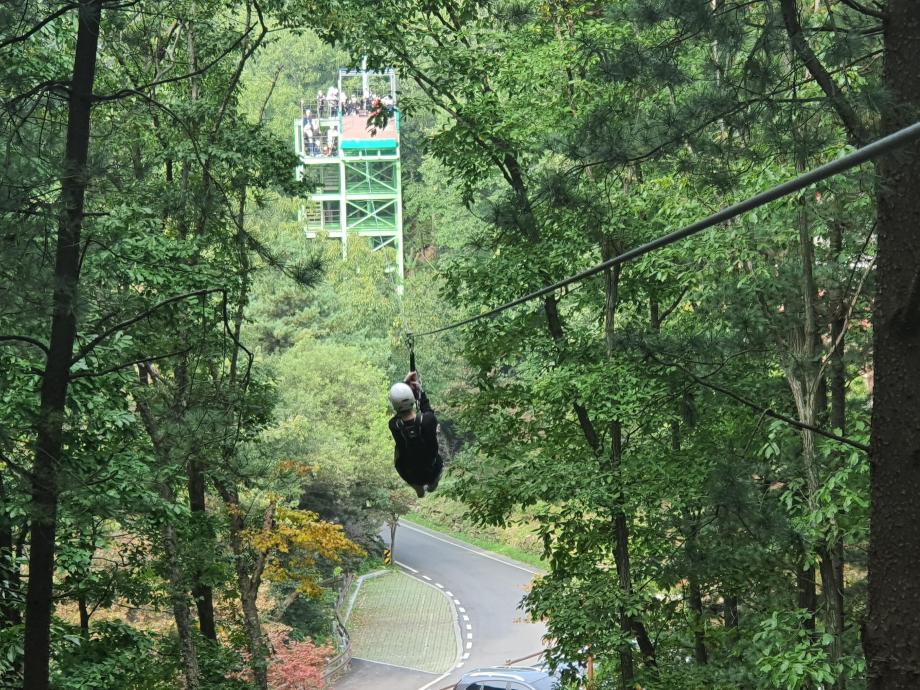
[21, 4, 103, 687]
[867, 2, 920, 686]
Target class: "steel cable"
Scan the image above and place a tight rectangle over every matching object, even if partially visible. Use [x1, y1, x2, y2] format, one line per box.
[415, 120, 920, 337]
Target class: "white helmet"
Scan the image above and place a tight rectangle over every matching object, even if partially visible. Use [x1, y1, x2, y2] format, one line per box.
[388, 383, 415, 413]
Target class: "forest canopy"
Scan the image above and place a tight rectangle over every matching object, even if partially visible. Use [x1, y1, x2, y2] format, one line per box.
[2, 1, 920, 690]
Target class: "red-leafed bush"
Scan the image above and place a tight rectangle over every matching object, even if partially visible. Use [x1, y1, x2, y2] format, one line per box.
[266, 631, 334, 690]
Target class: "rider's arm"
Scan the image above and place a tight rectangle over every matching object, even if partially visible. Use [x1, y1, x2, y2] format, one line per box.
[418, 389, 432, 414]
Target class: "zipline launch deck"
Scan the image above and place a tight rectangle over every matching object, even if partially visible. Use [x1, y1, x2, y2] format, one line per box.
[294, 65, 404, 278]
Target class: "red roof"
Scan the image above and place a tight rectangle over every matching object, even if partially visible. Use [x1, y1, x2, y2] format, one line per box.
[339, 114, 398, 141]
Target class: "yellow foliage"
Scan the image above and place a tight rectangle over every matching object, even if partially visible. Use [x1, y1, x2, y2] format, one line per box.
[243, 506, 365, 597]
[277, 459, 318, 478]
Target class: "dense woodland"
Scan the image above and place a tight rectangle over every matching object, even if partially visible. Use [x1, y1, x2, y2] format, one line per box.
[2, 1, 920, 689]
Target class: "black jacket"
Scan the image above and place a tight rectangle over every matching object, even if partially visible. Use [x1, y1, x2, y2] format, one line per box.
[389, 390, 441, 485]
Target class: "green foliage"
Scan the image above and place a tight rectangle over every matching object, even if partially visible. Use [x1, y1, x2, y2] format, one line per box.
[264, 337, 410, 547]
[0, 0, 894, 686]
[290, 0, 884, 686]
[278, 587, 335, 641]
[51, 622, 178, 690]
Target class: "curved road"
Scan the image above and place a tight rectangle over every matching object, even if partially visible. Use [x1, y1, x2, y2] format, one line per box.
[333, 521, 546, 690]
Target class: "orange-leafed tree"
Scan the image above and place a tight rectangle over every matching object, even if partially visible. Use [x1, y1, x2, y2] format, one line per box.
[243, 504, 365, 597]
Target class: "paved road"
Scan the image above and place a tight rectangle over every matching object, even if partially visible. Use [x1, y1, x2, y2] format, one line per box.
[332, 521, 546, 690]
[333, 658, 439, 690]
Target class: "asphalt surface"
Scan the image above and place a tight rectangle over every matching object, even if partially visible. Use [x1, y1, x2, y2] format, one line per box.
[333, 658, 439, 690]
[332, 520, 547, 690]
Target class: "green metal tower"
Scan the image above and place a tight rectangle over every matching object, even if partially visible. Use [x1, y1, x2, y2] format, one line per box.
[294, 66, 403, 278]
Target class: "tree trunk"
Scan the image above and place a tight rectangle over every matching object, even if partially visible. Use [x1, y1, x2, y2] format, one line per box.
[188, 459, 216, 640]
[136, 372, 200, 689]
[826, 221, 848, 690]
[23, 4, 101, 688]
[723, 595, 739, 630]
[797, 561, 817, 633]
[867, 2, 920, 687]
[603, 262, 635, 688]
[660, 296, 708, 667]
[603, 263, 655, 686]
[160, 482, 201, 690]
[610, 423, 636, 688]
[217, 481, 270, 690]
[688, 576, 708, 665]
[683, 510, 708, 664]
[78, 596, 90, 637]
[0, 473, 21, 629]
[504, 147, 655, 683]
[788, 113, 845, 681]
[819, 544, 846, 687]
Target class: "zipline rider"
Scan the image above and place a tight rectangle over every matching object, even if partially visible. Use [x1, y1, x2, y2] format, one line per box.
[388, 371, 442, 498]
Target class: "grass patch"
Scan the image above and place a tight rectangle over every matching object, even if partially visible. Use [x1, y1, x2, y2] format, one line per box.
[348, 570, 457, 673]
[404, 509, 546, 571]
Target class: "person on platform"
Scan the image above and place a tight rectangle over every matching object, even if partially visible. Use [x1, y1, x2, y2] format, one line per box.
[388, 372, 442, 498]
[302, 110, 318, 155]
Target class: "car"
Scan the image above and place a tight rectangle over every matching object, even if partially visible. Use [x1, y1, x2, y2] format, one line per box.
[452, 665, 561, 690]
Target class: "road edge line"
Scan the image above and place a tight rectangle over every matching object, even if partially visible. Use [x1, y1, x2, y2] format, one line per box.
[394, 564, 464, 690]
[400, 520, 543, 575]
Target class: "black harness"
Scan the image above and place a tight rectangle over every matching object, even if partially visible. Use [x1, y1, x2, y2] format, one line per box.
[395, 412, 425, 444]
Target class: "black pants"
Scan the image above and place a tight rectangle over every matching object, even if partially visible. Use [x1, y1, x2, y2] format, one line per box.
[395, 454, 443, 488]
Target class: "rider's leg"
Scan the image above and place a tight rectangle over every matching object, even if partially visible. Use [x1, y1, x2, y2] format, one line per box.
[425, 457, 444, 493]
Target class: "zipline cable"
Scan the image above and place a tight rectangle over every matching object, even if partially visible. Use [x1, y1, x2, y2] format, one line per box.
[415, 120, 920, 338]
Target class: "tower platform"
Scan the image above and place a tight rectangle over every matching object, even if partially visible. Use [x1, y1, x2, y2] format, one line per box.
[294, 66, 404, 278]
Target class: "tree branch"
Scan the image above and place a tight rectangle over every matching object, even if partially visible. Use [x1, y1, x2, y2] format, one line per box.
[816, 255, 876, 383]
[70, 345, 196, 379]
[0, 3, 79, 52]
[658, 287, 690, 325]
[837, 0, 885, 20]
[646, 350, 870, 453]
[779, 0, 869, 146]
[71, 288, 225, 365]
[91, 23, 255, 102]
[0, 335, 50, 355]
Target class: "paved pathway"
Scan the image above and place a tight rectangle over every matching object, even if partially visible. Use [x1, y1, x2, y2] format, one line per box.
[331, 520, 546, 690]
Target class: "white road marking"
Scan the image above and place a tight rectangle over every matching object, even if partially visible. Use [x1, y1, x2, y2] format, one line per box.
[352, 656, 436, 674]
[395, 560, 418, 573]
[416, 671, 453, 690]
[398, 571, 464, 690]
[401, 521, 542, 574]
[397, 524, 531, 688]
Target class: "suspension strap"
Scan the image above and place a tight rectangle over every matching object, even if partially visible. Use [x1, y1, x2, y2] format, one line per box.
[406, 331, 416, 373]
[405, 331, 422, 409]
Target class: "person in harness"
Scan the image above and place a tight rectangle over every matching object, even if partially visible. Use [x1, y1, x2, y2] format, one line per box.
[389, 371, 442, 498]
